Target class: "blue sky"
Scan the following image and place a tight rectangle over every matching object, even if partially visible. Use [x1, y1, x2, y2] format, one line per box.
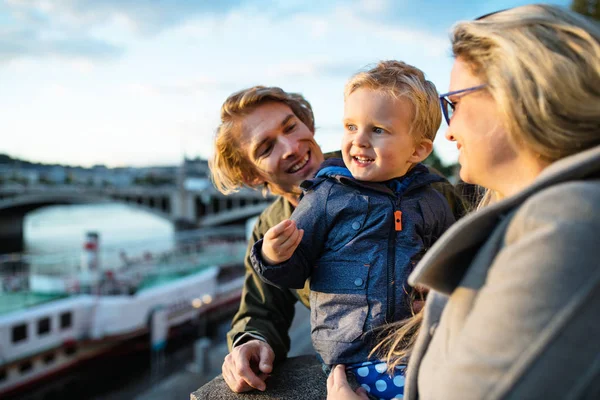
[0, 0, 569, 168]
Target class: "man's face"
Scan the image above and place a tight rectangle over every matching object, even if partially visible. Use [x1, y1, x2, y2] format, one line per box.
[240, 101, 324, 201]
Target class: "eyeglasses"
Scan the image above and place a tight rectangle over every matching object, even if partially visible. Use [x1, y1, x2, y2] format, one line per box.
[439, 84, 487, 125]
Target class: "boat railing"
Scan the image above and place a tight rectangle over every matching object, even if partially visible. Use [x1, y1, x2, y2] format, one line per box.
[1, 226, 248, 295]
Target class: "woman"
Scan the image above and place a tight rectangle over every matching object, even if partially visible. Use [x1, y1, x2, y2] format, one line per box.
[328, 5, 600, 399]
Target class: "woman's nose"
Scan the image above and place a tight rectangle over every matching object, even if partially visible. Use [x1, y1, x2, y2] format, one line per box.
[445, 127, 456, 142]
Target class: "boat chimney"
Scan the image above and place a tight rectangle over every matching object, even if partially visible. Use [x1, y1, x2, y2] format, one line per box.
[81, 231, 100, 272]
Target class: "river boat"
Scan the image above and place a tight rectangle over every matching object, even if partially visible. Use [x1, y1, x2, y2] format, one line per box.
[0, 226, 248, 397]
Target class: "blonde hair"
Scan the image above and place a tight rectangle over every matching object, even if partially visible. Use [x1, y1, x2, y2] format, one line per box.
[344, 60, 441, 141]
[453, 4, 600, 165]
[209, 86, 315, 194]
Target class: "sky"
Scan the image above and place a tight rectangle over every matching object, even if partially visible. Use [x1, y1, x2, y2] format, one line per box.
[0, 0, 570, 168]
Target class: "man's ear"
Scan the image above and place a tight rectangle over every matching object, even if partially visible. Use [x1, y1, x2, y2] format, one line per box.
[242, 172, 264, 187]
[243, 176, 265, 187]
[409, 138, 434, 163]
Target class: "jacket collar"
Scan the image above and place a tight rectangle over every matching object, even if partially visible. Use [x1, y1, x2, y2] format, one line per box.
[409, 144, 600, 294]
[314, 158, 442, 197]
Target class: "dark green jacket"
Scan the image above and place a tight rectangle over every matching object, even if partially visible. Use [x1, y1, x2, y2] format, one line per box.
[226, 168, 467, 361]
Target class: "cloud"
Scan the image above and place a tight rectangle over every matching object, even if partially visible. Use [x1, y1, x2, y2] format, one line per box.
[0, 26, 123, 63]
[6, 0, 257, 34]
[0, 0, 265, 63]
[0, 0, 454, 65]
[123, 76, 245, 98]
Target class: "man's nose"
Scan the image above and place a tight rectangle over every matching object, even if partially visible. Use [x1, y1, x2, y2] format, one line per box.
[445, 126, 455, 142]
[281, 136, 300, 158]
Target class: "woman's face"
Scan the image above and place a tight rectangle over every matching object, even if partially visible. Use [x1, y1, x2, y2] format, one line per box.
[445, 58, 519, 189]
[240, 101, 324, 200]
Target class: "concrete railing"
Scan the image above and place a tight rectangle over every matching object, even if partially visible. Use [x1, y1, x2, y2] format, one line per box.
[191, 355, 357, 400]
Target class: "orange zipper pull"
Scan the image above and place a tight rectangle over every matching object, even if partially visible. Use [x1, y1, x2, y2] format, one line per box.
[394, 210, 402, 231]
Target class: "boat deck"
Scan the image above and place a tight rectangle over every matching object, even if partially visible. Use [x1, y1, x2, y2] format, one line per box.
[0, 292, 68, 316]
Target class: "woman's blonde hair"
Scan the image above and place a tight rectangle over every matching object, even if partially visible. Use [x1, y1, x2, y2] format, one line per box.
[209, 86, 315, 194]
[345, 60, 442, 141]
[453, 4, 600, 165]
[370, 286, 425, 372]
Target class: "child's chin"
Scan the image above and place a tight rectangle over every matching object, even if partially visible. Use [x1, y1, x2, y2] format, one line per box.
[351, 171, 370, 180]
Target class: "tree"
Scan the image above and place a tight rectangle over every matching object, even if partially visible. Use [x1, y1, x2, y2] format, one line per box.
[571, 0, 600, 21]
[423, 150, 456, 180]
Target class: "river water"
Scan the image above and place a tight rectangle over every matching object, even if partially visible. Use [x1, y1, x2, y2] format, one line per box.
[12, 203, 233, 400]
[25, 203, 175, 258]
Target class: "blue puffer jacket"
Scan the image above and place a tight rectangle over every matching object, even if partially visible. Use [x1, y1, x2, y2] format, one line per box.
[250, 159, 455, 365]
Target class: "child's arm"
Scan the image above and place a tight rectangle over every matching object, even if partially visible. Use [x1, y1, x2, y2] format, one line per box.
[261, 219, 304, 265]
[250, 180, 331, 289]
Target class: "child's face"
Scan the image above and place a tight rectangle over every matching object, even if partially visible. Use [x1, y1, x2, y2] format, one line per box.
[342, 88, 426, 182]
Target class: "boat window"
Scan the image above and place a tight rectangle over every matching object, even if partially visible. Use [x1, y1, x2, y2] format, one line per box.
[60, 311, 72, 329]
[19, 361, 32, 373]
[44, 352, 55, 364]
[0, 369, 6, 382]
[12, 323, 27, 343]
[38, 317, 51, 335]
[64, 345, 77, 356]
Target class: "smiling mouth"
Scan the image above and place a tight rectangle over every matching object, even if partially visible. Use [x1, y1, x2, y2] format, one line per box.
[287, 152, 310, 173]
[352, 155, 374, 165]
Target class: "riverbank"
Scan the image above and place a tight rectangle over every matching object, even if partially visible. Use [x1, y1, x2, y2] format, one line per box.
[139, 302, 313, 400]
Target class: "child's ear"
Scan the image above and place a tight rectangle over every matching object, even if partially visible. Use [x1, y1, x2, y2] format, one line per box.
[409, 138, 434, 163]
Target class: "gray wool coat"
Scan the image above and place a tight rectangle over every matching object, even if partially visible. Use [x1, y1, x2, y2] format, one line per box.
[404, 144, 600, 400]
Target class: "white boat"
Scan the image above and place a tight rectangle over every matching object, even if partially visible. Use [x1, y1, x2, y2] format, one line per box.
[0, 226, 248, 397]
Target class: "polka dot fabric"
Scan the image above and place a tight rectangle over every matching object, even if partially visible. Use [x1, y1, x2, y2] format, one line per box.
[346, 360, 406, 399]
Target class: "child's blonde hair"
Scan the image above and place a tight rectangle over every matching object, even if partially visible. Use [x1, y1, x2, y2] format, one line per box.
[344, 60, 442, 141]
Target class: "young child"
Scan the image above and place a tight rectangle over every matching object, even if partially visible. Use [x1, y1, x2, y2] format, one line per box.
[250, 60, 455, 399]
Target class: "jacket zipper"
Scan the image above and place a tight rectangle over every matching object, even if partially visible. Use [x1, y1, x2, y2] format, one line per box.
[386, 197, 402, 321]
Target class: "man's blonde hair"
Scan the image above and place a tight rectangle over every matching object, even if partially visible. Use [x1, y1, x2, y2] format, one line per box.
[344, 60, 441, 141]
[209, 86, 315, 194]
[452, 4, 600, 164]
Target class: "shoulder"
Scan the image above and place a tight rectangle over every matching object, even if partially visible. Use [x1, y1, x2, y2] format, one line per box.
[502, 180, 600, 268]
[509, 180, 600, 236]
[429, 180, 469, 219]
[295, 178, 338, 217]
[414, 184, 454, 216]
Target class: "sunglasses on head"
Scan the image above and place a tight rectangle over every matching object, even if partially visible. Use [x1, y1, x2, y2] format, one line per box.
[475, 8, 509, 20]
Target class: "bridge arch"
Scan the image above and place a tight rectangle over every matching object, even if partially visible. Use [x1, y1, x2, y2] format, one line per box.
[0, 187, 273, 254]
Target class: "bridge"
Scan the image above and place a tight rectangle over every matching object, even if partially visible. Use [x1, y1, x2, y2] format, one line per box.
[0, 183, 273, 254]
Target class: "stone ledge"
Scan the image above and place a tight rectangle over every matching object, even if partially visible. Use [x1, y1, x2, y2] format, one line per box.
[191, 355, 333, 400]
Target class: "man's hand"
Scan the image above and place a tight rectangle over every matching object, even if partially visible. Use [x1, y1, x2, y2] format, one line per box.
[261, 219, 304, 265]
[327, 365, 369, 400]
[222, 339, 275, 393]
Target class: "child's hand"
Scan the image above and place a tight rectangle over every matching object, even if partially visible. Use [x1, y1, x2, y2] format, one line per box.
[261, 219, 304, 265]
